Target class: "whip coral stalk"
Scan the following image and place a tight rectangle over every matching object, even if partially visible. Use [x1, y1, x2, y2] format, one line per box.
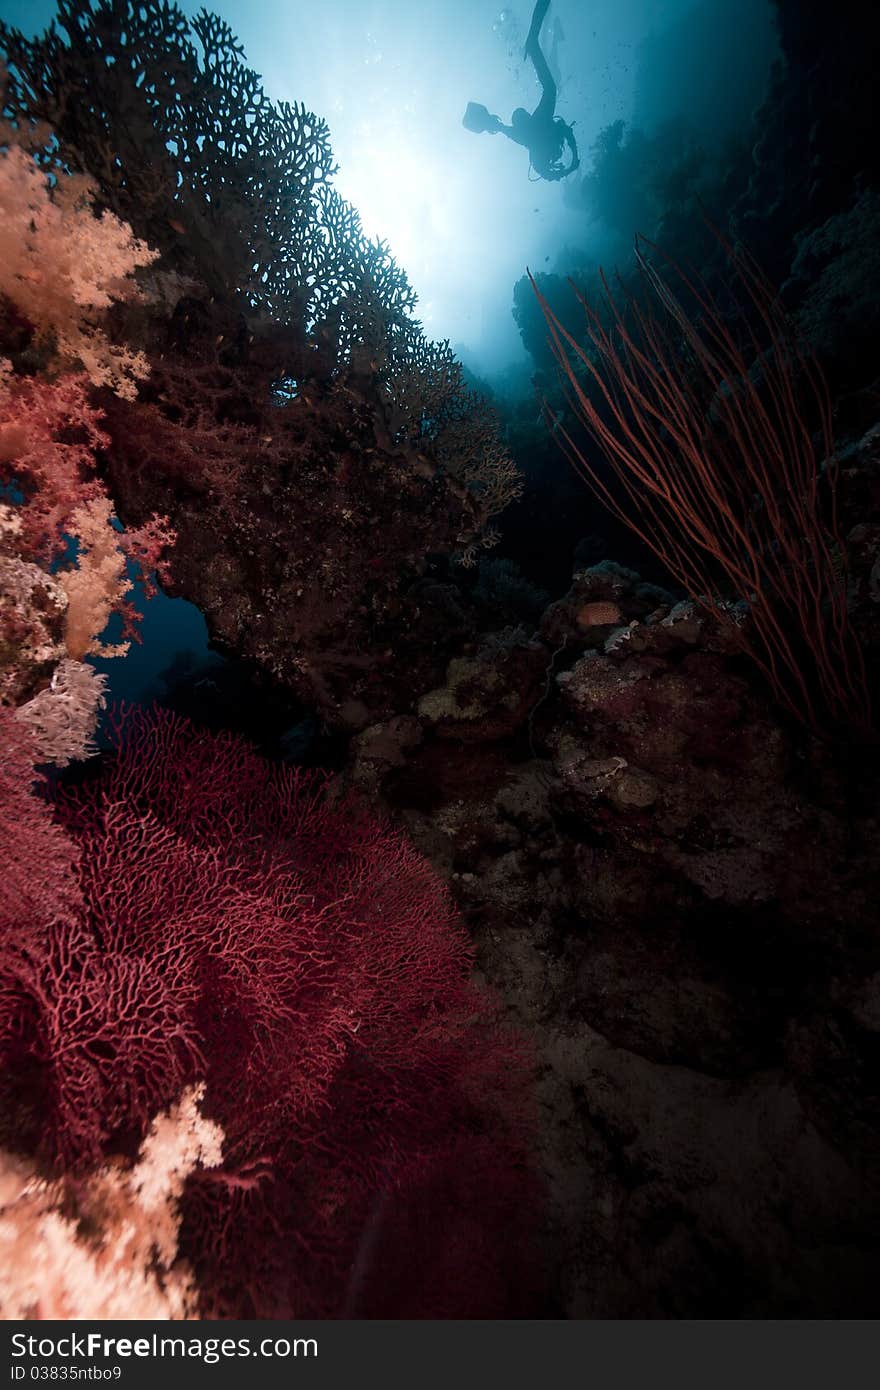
[530, 235, 871, 738]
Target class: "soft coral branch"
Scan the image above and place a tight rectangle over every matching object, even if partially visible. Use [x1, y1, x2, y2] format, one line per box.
[0, 122, 158, 399]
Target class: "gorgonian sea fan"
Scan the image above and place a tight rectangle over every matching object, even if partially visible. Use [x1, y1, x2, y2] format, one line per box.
[0, 707, 538, 1317]
[0, 709, 81, 942]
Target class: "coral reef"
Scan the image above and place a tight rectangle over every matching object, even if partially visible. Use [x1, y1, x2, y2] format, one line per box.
[0, 1, 521, 725]
[0, 104, 174, 762]
[2, 0, 880, 1324]
[0, 706, 538, 1318]
[530, 237, 871, 738]
[356, 560, 880, 1315]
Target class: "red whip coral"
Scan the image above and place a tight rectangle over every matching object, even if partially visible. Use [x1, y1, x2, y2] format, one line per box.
[531, 235, 871, 737]
[0, 707, 538, 1317]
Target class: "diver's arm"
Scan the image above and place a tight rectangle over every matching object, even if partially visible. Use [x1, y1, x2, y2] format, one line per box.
[479, 111, 515, 138]
[496, 119, 532, 148]
[563, 124, 580, 172]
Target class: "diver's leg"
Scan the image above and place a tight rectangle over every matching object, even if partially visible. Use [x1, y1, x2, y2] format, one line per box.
[524, 0, 551, 55]
[524, 0, 556, 120]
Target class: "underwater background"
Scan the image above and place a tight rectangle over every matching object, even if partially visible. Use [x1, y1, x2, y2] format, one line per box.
[0, 0, 878, 1318]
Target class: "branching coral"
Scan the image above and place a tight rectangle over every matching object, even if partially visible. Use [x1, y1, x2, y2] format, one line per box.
[0, 2, 519, 673]
[0, 4, 409, 346]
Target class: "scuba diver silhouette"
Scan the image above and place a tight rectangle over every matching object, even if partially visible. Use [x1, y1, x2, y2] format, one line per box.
[463, 0, 579, 182]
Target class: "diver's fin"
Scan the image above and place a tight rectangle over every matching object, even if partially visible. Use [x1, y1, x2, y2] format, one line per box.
[462, 101, 496, 134]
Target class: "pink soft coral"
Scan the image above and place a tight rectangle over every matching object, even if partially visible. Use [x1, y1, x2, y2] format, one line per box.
[0, 139, 157, 399]
[0, 372, 174, 722]
[0, 1085, 223, 1319]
